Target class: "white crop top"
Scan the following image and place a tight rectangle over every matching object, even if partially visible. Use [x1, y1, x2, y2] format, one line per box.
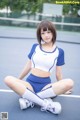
[28, 43, 65, 73]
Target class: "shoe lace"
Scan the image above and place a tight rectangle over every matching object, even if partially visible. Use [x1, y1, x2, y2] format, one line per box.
[41, 104, 55, 112]
[41, 99, 55, 112]
[25, 99, 34, 108]
[30, 102, 34, 108]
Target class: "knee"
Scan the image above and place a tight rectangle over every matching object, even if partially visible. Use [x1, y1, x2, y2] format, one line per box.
[4, 76, 14, 86]
[65, 78, 74, 89]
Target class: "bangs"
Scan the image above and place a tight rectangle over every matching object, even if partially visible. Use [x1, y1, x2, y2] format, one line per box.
[41, 23, 52, 32]
[41, 27, 51, 32]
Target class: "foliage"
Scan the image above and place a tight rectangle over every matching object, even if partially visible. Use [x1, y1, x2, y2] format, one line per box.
[0, 0, 80, 16]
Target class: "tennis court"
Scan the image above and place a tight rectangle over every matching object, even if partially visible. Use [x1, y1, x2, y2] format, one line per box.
[0, 25, 80, 120]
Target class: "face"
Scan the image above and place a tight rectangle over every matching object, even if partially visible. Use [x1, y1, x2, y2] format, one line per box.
[41, 28, 53, 44]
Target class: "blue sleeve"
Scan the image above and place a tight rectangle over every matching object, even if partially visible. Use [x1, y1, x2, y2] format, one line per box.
[56, 48, 65, 66]
[28, 43, 38, 59]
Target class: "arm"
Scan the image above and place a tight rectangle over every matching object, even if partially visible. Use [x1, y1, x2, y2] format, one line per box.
[56, 66, 63, 81]
[56, 48, 65, 80]
[18, 59, 31, 80]
[56, 66, 72, 94]
[19, 44, 38, 80]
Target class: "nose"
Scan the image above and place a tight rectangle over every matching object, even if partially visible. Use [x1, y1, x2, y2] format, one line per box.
[45, 33, 49, 37]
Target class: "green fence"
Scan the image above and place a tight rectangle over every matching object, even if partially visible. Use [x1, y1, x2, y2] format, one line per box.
[0, 12, 80, 32]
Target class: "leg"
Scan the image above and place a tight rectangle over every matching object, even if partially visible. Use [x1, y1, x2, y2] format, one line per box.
[37, 84, 56, 99]
[4, 76, 46, 106]
[4, 76, 61, 114]
[4, 75, 34, 95]
[52, 78, 74, 95]
[37, 78, 74, 99]
[4, 76, 36, 109]
[4, 76, 52, 107]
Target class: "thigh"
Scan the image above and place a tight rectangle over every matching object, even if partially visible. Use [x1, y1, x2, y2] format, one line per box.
[51, 79, 73, 94]
[42, 79, 73, 95]
[42, 79, 69, 90]
[7, 76, 34, 92]
[19, 80, 34, 92]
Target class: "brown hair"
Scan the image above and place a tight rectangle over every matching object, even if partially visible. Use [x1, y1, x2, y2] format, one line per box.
[37, 20, 57, 45]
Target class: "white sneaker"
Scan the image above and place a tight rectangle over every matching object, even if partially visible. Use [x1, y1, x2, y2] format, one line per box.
[19, 98, 34, 110]
[41, 98, 61, 114]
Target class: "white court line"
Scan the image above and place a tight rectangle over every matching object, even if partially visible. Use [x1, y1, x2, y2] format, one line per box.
[0, 89, 80, 98]
[0, 89, 14, 92]
[59, 94, 80, 98]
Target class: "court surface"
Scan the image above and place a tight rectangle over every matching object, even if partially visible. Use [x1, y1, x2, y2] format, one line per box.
[0, 26, 80, 120]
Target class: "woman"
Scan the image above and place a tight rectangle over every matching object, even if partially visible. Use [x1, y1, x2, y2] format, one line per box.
[4, 20, 74, 114]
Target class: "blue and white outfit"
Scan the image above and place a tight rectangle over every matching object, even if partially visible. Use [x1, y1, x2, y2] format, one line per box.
[26, 43, 65, 93]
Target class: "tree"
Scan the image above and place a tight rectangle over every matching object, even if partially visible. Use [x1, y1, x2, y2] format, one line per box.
[0, 0, 11, 16]
[63, 4, 80, 16]
[0, 0, 80, 16]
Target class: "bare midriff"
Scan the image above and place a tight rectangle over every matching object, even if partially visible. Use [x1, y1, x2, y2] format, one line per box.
[31, 68, 50, 77]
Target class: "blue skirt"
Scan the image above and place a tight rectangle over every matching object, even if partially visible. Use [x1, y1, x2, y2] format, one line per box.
[26, 74, 51, 93]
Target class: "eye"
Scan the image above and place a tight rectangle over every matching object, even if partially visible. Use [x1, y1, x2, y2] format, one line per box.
[47, 31, 51, 33]
[41, 32, 45, 35]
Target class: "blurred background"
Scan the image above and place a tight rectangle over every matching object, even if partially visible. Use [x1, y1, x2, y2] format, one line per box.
[0, 0, 80, 32]
[0, 0, 80, 94]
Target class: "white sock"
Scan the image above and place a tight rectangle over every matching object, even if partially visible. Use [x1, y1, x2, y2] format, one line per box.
[22, 88, 46, 107]
[37, 86, 56, 99]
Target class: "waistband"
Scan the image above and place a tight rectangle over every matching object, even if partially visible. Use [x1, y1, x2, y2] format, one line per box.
[27, 73, 51, 83]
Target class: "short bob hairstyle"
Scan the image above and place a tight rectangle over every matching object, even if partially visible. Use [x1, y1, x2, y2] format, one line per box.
[37, 20, 57, 45]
